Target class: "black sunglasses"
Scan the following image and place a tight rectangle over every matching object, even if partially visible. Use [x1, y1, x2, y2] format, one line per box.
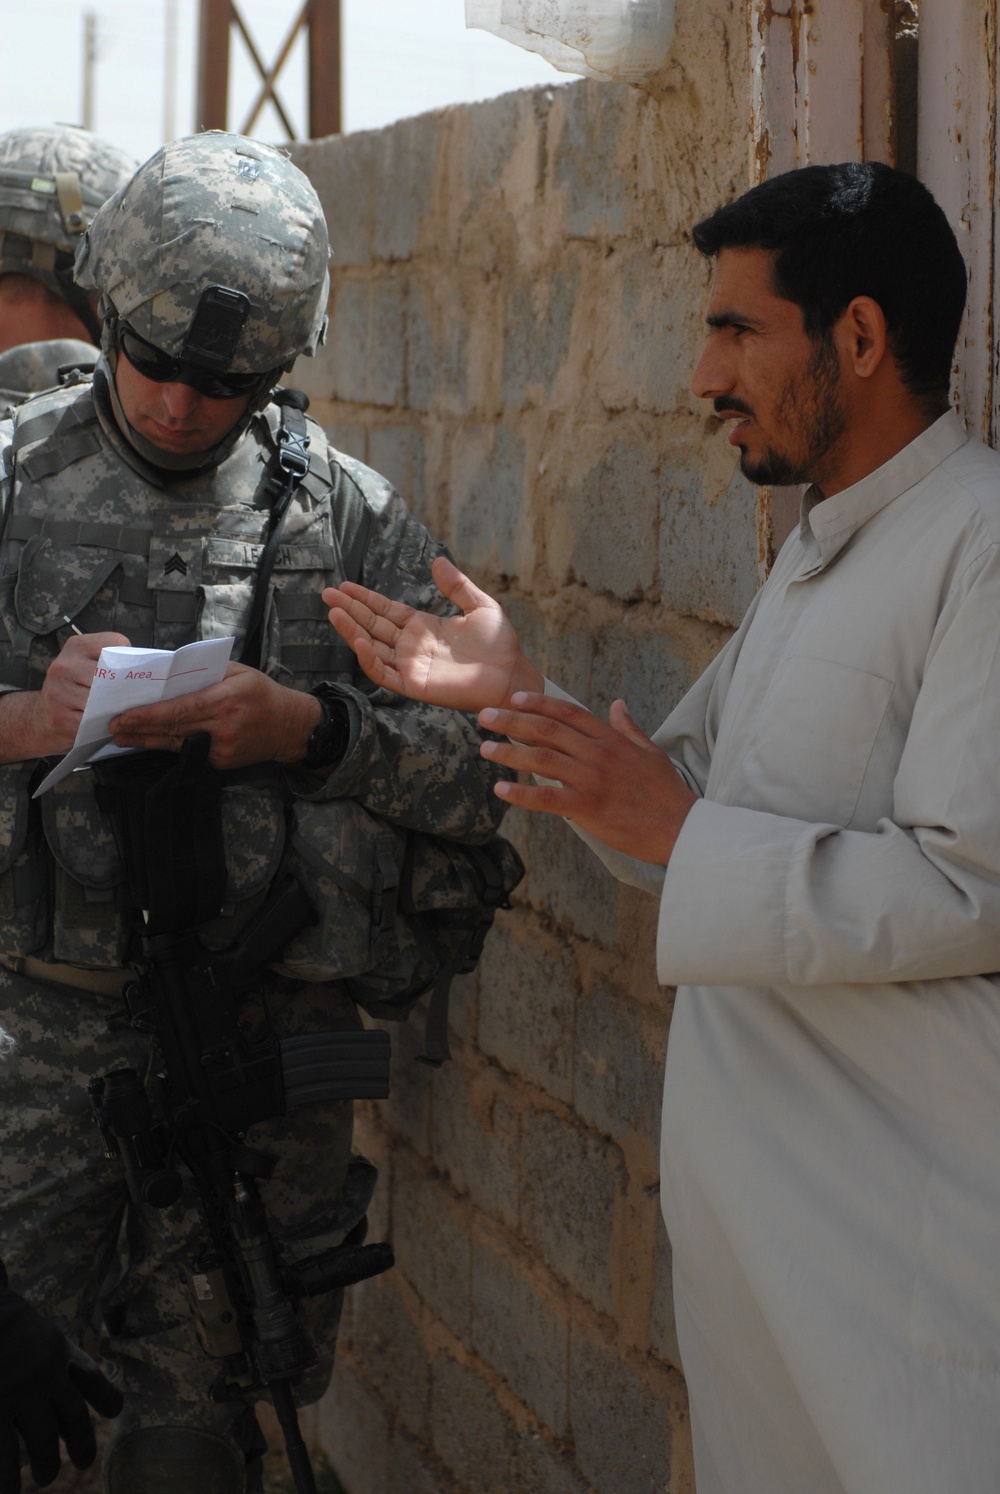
[118, 325, 266, 400]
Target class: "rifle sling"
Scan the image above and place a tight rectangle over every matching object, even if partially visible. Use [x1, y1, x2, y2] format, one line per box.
[239, 389, 311, 673]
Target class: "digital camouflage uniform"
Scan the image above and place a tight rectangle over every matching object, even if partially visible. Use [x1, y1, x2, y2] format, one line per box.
[0, 134, 504, 1490]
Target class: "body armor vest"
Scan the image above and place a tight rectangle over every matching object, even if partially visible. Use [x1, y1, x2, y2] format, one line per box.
[0, 380, 358, 689]
[0, 380, 371, 968]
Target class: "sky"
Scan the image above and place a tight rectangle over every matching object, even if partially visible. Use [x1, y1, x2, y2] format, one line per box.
[0, 0, 568, 164]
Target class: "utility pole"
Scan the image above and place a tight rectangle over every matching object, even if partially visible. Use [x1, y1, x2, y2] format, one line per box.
[163, 0, 179, 143]
[197, 0, 231, 131]
[82, 10, 99, 131]
[307, 0, 342, 140]
[196, 0, 342, 139]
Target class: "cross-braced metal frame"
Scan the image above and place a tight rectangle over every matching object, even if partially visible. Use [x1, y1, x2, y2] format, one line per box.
[197, 0, 341, 141]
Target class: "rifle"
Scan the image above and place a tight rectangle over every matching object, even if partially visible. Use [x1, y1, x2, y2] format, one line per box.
[87, 734, 393, 1494]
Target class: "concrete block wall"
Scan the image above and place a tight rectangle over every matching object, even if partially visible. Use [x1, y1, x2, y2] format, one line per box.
[291, 4, 755, 1487]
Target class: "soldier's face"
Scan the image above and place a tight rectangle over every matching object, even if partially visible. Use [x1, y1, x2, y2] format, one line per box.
[114, 354, 255, 456]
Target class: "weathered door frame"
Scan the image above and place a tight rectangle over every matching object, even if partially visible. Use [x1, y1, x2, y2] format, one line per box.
[750, 0, 1000, 559]
[918, 0, 998, 446]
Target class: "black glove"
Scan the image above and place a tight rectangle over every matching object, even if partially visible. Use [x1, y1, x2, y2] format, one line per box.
[0, 1264, 123, 1492]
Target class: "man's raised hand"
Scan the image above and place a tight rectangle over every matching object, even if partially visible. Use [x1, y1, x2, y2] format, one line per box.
[478, 693, 696, 863]
[323, 555, 543, 712]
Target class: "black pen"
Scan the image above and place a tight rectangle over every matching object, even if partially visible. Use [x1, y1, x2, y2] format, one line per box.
[63, 614, 84, 637]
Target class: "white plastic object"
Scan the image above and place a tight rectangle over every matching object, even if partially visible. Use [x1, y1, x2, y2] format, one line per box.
[465, 0, 676, 83]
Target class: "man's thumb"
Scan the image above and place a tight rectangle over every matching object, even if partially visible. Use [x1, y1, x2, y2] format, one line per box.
[609, 699, 657, 750]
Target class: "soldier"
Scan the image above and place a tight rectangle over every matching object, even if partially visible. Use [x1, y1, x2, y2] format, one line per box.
[0, 131, 506, 1492]
[0, 131, 135, 1494]
[0, 126, 137, 406]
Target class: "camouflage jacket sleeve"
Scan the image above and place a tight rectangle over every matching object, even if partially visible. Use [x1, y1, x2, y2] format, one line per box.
[289, 450, 509, 845]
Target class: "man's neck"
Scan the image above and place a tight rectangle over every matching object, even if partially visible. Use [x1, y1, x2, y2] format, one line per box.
[813, 398, 948, 500]
[0, 284, 93, 354]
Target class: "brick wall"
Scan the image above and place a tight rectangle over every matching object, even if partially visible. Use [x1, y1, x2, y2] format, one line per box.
[290, 7, 754, 1486]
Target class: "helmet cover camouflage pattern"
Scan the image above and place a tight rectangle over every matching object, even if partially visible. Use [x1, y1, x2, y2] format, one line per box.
[0, 126, 137, 282]
[0, 126, 137, 261]
[76, 132, 331, 374]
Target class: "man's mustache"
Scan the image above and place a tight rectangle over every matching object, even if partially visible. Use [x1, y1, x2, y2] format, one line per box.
[713, 396, 754, 418]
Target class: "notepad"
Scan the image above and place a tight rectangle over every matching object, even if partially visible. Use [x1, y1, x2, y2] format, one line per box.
[34, 636, 235, 796]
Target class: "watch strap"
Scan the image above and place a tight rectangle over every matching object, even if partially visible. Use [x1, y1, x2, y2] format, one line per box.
[301, 685, 351, 771]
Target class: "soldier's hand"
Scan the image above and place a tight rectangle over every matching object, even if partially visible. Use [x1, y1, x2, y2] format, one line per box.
[0, 632, 129, 761]
[108, 662, 323, 770]
[0, 1274, 123, 1492]
[323, 555, 544, 711]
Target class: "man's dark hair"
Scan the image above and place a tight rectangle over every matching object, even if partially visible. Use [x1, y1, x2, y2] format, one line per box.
[692, 162, 967, 405]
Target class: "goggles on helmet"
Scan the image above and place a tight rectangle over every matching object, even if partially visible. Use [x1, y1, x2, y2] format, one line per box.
[118, 324, 267, 400]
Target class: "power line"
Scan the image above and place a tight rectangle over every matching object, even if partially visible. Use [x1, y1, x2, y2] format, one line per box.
[81, 9, 99, 130]
[164, 0, 179, 141]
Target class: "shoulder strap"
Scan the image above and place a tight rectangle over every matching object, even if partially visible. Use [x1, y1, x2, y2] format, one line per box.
[239, 388, 312, 671]
[10, 383, 97, 455]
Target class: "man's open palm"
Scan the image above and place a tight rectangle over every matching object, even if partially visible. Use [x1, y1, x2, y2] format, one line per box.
[323, 555, 542, 712]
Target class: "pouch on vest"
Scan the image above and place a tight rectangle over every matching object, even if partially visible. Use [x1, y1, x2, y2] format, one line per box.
[349, 831, 525, 1064]
[39, 770, 291, 968]
[272, 799, 525, 1063]
[15, 534, 121, 642]
[42, 770, 128, 965]
[271, 798, 406, 983]
[0, 760, 48, 958]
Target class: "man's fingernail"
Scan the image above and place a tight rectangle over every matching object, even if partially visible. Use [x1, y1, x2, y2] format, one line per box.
[511, 692, 529, 706]
[480, 708, 499, 725]
[495, 780, 511, 797]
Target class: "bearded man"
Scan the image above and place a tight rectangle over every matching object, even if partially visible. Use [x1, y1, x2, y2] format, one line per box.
[323, 163, 1000, 1494]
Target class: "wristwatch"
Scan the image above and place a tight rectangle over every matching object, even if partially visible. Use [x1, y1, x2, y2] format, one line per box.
[301, 684, 351, 771]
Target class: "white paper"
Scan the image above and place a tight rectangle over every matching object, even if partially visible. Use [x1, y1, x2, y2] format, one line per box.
[34, 636, 235, 796]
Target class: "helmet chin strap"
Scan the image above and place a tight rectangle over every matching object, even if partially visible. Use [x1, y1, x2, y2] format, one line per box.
[98, 317, 277, 475]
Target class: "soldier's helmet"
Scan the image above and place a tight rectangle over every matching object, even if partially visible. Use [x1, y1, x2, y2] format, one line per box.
[75, 131, 330, 380]
[0, 126, 138, 342]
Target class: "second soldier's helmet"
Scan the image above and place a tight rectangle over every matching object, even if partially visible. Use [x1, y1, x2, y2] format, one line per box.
[75, 131, 330, 379]
[0, 126, 138, 342]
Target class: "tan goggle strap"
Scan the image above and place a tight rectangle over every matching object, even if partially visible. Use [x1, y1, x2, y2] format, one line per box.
[54, 171, 88, 235]
[0, 167, 106, 232]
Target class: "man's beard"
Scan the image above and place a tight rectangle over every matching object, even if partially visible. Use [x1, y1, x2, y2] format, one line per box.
[739, 336, 848, 488]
